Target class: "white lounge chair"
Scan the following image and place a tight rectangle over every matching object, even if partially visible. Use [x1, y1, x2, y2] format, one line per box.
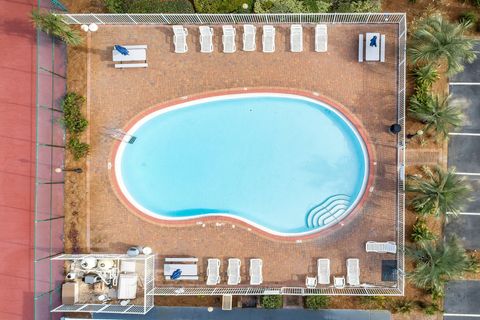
[305, 276, 317, 288]
[243, 24, 256, 51]
[173, 26, 188, 53]
[290, 24, 303, 52]
[206, 258, 221, 285]
[346, 258, 360, 286]
[199, 26, 214, 53]
[333, 276, 345, 289]
[317, 258, 330, 285]
[227, 258, 241, 285]
[315, 24, 328, 52]
[366, 241, 397, 254]
[262, 25, 275, 53]
[249, 258, 263, 285]
[222, 25, 236, 53]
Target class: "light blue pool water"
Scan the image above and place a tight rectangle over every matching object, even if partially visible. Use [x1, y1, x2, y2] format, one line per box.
[116, 94, 368, 236]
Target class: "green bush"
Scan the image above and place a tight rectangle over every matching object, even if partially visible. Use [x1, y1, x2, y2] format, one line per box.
[31, 9, 82, 46]
[128, 0, 194, 13]
[392, 299, 414, 314]
[411, 219, 437, 242]
[332, 0, 381, 13]
[68, 137, 90, 160]
[104, 0, 128, 12]
[105, 0, 194, 13]
[305, 295, 330, 309]
[417, 301, 441, 315]
[302, 0, 332, 12]
[194, 0, 253, 13]
[261, 295, 282, 309]
[62, 92, 88, 134]
[472, 0, 480, 7]
[254, 0, 306, 13]
[459, 11, 478, 26]
[413, 64, 439, 95]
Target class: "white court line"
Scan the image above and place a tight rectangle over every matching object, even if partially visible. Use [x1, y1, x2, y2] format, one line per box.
[455, 172, 480, 176]
[444, 314, 480, 318]
[449, 132, 480, 136]
[450, 82, 480, 85]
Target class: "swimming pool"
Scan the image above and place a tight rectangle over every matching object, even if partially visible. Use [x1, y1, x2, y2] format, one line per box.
[113, 92, 370, 238]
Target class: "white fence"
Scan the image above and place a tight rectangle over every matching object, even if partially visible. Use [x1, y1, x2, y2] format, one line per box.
[52, 12, 407, 302]
[58, 13, 405, 25]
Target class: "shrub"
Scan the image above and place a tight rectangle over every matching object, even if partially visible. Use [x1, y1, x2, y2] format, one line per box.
[303, 0, 332, 12]
[68, 137, 90, 160]
[392, 299, 415, 314]
[305, 295, 330, 309]
[459, 11, 478, 26]
[407, 166, 471, 217]
[408, 14, 477, 76]
[194, 0, 254, 13]
[128, 0, 194, 13]
[62, 92, 88, 134]
[413, 64, 439, 94]
[472, 0, 480, 7]
[332, 0, 381, 13]
[411, 219, 437, 242]
[105, 0, 194, 13]
[31, 9, 82, 46]
[261, 295, 282, 309]
[254, 0, 306, 13]
[416, 301, 441, 315]
[359, 295, 392, 308]
[407, 236, 479, 298]
[104, 0, 129, 12]
[409, 93, 463, 140]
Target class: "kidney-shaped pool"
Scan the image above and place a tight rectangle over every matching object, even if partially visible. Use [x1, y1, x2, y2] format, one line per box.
[113, 92, 371, 238]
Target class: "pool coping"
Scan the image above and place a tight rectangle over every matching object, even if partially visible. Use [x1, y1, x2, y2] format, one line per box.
[108, 88, 376, 242]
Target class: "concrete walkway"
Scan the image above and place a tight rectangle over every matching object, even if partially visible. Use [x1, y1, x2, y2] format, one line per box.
[92, 307, 391, 320]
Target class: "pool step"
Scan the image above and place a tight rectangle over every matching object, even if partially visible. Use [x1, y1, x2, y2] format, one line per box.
[305, 194, 351, 228]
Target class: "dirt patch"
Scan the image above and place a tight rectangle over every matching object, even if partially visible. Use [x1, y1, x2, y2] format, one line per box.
[64, 32, 90, 253]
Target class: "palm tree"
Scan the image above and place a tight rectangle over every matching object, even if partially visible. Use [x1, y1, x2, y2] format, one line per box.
[406, 166, 471, 217]
[409, 93, 463, 140]
[407, 236, 478, 298]
[408, 14, 477, 75]
[31, 9, 83, 46]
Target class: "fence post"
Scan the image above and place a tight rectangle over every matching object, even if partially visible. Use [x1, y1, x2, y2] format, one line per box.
[161, 13, 169, 24]
[91, 14, 104, 24]
[127, 14, 137, 24]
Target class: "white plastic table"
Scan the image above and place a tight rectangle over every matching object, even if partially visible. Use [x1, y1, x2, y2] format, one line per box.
[365, 32, 380, 61]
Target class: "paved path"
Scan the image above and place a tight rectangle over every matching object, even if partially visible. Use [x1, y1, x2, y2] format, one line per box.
[444, 42, 480, 320]
[91, 307, 391, 320]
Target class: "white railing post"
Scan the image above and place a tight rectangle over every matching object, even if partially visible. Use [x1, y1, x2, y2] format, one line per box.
[127, 14, 137, 24]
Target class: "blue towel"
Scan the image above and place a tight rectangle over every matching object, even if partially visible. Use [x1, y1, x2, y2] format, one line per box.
[114, 45, 130, 56]
[171, 269, 182, 280]
[369, 36, 377, 48]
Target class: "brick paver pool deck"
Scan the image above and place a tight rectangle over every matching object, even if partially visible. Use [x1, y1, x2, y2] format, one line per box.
[85, 24, 399, 288]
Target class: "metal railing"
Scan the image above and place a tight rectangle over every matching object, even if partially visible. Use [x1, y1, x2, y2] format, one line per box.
[396, 14, 407, 296]
[49, 12, 407, 304]
[150, 286, 402, 296]
[58, 13, 405, 25]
